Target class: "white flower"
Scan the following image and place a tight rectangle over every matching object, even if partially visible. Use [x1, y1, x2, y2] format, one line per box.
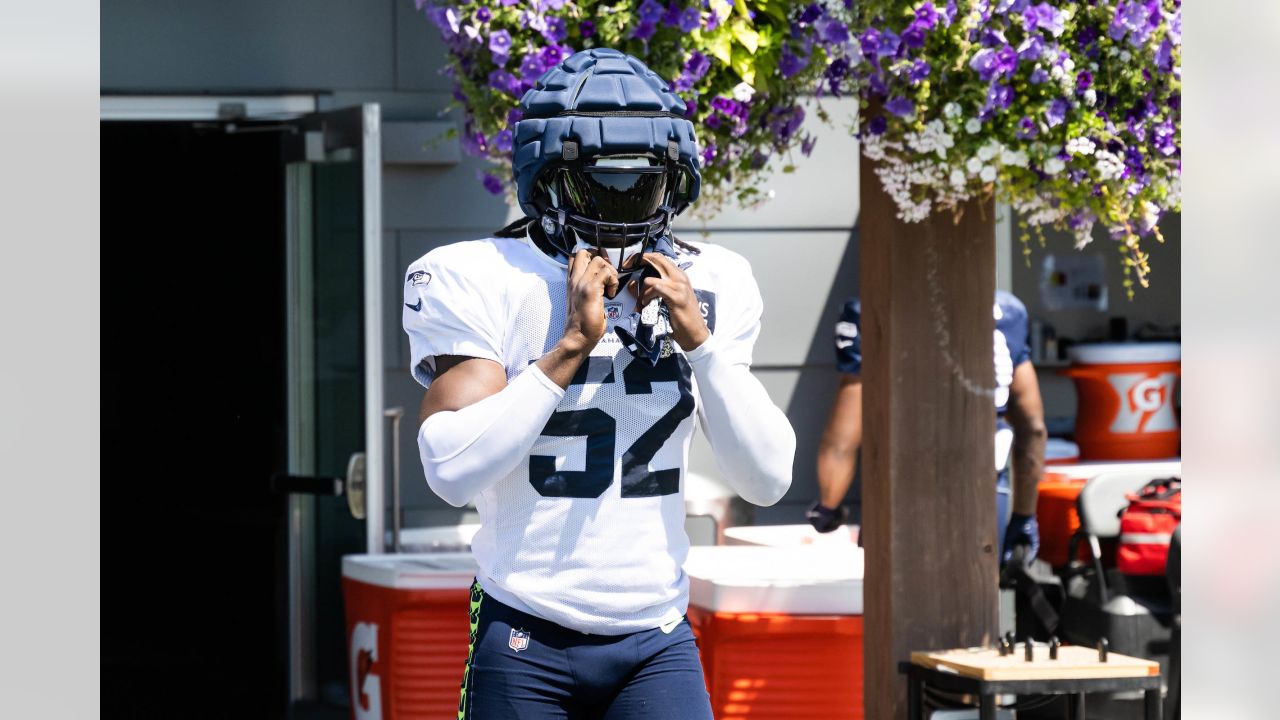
[1066, 137, 1096, 156]
[1083, 89, 1097, 106]
[966, 156, 984, 174]
[767, 189, 777, 200]
[1094, 150, 1124, 180]
[965, 118, 982, 134]
[731, 82, 755, 102]
[1107, 46, 1119, 57]
[1063, 58, 1075, 73]
[1050, 65, 1065, 81]
[980, 165, 997, 183]
[950, 168, 966, 187]
[1001, 147, 1029, 167]
[944, 103, 961, 119]
[977, 141, 1001, 162]
[1119, 50, 1132, 62]
[1044, 157, 1066, 175]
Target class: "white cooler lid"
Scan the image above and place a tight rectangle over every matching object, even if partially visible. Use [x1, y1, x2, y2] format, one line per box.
[723, 523, 860, 548]
[1068, 342, 1181, 364]
[685, 545, 864, 615]
[342, 552, 478, 589]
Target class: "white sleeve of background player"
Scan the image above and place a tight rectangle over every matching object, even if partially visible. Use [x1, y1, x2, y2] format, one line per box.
[402, 249, 505, 388]
[690, 259, 795, 506]
[418, 364, 565, 507]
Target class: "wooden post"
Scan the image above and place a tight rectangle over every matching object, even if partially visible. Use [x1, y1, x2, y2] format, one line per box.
[860, 158, 999, 719]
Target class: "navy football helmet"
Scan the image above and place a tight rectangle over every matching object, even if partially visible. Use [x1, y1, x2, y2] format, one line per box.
[512, 49, 701, 270]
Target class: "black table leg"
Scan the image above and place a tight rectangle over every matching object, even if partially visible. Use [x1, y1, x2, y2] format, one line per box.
[1067, 692, 1086, 720]
[1145, 688, 1162, 720]
[979, 693, 997, 720]
[907, 674, 922, 720]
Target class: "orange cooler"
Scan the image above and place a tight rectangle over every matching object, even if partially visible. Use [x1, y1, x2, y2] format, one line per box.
[341, 553, 478, 720]
[685, 546, 865, 719]
[1035, 473, 1089, 568]
[1060, 342, 1181, 460]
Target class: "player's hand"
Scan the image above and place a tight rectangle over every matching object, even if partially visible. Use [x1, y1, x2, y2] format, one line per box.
[626, 253, 710, 351]
[805, 501, 848, 534]
[1001, 513, 1040, 567]
[564, 249, 620, 352]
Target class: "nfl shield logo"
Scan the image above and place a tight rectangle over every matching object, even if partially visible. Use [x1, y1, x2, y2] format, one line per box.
[605, 303, 622, 321]
[509, 628, 530, 652]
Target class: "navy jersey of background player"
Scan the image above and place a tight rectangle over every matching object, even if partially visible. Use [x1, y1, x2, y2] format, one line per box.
[834, 290, 1031, 416]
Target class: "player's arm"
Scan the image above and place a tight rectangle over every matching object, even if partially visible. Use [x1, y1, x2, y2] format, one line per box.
[634, 253, 795, 507]
[1005, 359, 1048, 517]
[413, 251, 618, 507]
[816, 374, 862, 510]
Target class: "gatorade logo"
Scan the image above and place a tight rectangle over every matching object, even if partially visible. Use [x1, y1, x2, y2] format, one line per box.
[350, 622, 382, 720]
[1107, 372, 1179, 433]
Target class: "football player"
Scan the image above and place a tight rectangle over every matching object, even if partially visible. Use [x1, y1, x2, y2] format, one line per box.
[403, 49, 796, 719]
[808, 292, 1048, 567]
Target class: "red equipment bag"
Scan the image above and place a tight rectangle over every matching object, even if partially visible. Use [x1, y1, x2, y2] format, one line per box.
[1117, 477, 1181, 575]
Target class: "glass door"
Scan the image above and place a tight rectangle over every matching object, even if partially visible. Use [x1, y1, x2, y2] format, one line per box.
[283, 104, 385, 710]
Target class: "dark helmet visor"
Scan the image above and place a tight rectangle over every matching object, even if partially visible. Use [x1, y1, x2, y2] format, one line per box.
[559, 163, 670, 224]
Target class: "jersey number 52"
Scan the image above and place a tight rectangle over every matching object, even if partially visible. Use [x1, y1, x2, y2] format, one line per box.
[529, 352, 694, 499]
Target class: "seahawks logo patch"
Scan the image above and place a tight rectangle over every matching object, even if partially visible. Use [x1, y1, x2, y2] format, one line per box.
[406, 270, 432, 287]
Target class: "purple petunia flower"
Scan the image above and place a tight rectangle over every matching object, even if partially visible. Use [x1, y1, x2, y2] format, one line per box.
[877, 30, 901, 59]
[1016, 116, 1038, 139]
[942, 0, 958, 25]
[580, 20, 595, 38]
[885, 96, 915, 118]
[638, 0, 664, 23]
[799, 4, 822, 25]
[1029, 67, 1049, 84]
[481, 173, 504, 195]
[815, 16, 850, 46]
[488, 29, 512, 63]
[632, 19, 657, 41]
[520, 53, 546, 79]
[507, 107, 524, 125]
[801, 135, 818, 156]
[705, 114, 721, 130]
[540, 44, 569, 68]
[1023, 3, 1065, 37]
[982, 83, 1013, 115]
[868, 115, 888, 134]
[1155, 38, 1174, 73]
[679, 7, 701, 33]
[488, 68, 520, 95]
[908, 59, 931, 83]
[662, 2, 682, 27]
[902, 25, 926, 49]
[1046, 97, 1069, 127]
[701, 141, 717, 166]
[1152, 120, 1177, 156]
[475, 6, 491, 23]
[1017, 35, 1043, 61]
[779, 48, 808, 78]
[970, 46, 1016, 82]
[494, 129, 514, 153]
[543, 16, 568, 42]
[1076, 70, 1093, 91]
[915, 2, 939, 30]
[859, 28, 881, 58]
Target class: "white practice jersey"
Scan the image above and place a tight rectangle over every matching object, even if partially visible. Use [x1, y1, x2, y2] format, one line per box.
[403, 234, 762, 634]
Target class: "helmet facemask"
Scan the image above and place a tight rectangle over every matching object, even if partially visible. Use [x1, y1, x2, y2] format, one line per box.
[532, 145, 693, 282]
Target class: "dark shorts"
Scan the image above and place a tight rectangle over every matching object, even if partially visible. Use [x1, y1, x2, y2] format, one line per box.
[458, 580, 714, 720]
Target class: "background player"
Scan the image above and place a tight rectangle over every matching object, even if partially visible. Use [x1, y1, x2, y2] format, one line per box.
[808, 291, 1047, 566]
[403, 49, 795, 719]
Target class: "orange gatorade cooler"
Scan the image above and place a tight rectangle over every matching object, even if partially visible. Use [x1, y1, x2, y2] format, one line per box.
[1035, 473, 1089, 568]
[1060, 342, 1181, 460]
[685, 545, 865, 720]
[341, 553, 478, 720]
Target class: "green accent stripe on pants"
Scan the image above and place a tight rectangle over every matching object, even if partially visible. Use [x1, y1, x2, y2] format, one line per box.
[458, 579, 485, 720]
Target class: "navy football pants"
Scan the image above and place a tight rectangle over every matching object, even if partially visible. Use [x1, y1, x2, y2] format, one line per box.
[458, 580, 714, 720]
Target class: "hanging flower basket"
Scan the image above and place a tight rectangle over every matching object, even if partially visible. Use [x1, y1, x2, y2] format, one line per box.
[845, 0, 1181, 290]
[416, 0, 860, 220]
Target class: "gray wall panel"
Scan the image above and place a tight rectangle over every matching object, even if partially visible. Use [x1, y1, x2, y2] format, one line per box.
[674, 97, 860, 232]
[690, 230, 859, 368]
[394, 0, 453, 92]
[102, 0, 395, 91]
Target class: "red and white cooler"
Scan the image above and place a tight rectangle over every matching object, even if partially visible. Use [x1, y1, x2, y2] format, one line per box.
[1060, 342, 1181, 460]
[685, 544, 866, 720]
[341, 553, 478, 720]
